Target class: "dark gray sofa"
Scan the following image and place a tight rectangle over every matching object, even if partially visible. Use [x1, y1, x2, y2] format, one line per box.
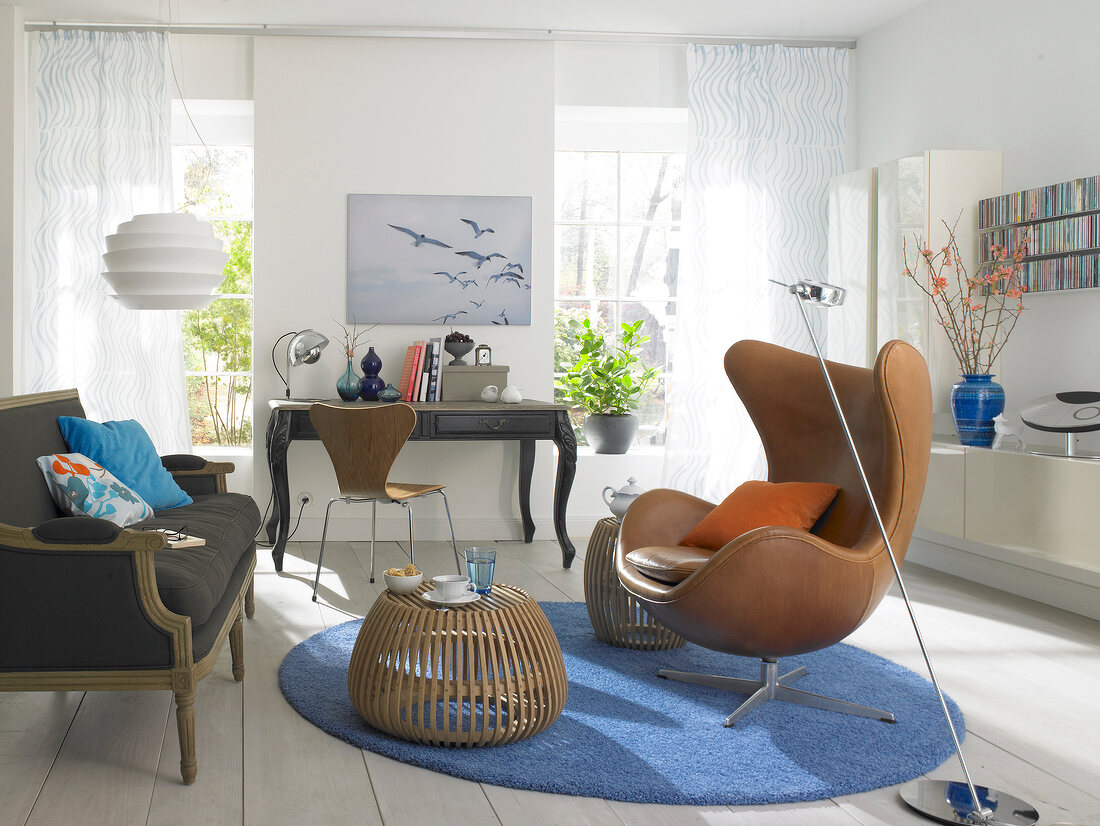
[0, 388, 260, 784]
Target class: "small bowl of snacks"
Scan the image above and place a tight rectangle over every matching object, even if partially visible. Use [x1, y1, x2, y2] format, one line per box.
[383, 563, 423, 594]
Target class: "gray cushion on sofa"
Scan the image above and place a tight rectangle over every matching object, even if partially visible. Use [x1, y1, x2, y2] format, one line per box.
[134, 493, 260, 627]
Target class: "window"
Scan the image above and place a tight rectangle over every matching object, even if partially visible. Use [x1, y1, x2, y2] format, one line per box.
[171, 102, 254, 448]
[553, 109, 686, 447]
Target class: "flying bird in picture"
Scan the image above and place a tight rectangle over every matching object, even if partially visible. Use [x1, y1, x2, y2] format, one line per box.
[492, 309, 510, 325]
[457, 278, 479, 289]
[433, 271, 467, 283]
[455, 250, 507, 269]
[503, 262, 524, 275]
[469, 299, 485, 309]
[460, 218, 495, 238]
[433, 310, 469, 323]
[389, 224, 452, 248]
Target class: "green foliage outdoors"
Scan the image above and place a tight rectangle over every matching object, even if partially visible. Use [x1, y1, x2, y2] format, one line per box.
[183, 218, 253, 446]
[555, 318, 660, 416]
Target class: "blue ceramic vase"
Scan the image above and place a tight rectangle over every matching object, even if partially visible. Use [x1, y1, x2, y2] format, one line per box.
[950, 374, 1005, 447]
[336, 359, 360, 402]
[359, 346, 385, 401]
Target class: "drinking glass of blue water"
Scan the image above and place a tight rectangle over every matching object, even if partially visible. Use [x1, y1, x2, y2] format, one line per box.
[464, 547, 496, 595]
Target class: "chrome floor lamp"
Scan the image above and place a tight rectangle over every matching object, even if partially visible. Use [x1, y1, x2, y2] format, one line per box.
[779, 279, 1039, 826]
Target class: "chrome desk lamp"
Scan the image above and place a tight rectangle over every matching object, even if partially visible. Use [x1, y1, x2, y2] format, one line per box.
[273, 329, 330, 400]
[776, 279, 1039, 826]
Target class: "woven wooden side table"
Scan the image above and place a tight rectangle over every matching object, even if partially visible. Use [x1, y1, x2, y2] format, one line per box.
[348, 583, 567, 746]
[584, 516, 686, 651]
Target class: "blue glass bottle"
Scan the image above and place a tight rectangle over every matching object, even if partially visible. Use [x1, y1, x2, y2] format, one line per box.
[359, 346, 385, 401]
[336, 359, 360, 401]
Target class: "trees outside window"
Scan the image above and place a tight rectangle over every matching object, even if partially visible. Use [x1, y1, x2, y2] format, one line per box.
[554, 149, 684, 446]
[172, 145, 254, 447]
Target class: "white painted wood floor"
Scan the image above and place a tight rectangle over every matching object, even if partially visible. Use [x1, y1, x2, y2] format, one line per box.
[2, 536, 1098, 826]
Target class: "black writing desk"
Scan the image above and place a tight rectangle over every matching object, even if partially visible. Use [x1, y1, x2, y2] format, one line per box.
[264, 398, 578, 571]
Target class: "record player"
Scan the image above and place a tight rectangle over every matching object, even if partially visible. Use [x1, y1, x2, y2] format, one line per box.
[1020, 391, 1100, 459]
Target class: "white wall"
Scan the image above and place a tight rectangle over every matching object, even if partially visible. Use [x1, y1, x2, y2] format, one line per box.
[253, 36, 556, 543]
[856, 0, 1100, 450]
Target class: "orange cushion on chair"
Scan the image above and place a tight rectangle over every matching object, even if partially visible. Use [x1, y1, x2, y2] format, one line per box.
[680, 480, 840, 550]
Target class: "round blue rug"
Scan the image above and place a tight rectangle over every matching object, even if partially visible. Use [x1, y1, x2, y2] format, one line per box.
[279, 602, 963, 806]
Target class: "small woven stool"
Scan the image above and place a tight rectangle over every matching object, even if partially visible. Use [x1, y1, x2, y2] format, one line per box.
[348, 584, 567, 746]
[583, 517, 685, 650]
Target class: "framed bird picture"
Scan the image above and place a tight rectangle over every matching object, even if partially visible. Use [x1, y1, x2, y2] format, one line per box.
[347, 193, 533, 325]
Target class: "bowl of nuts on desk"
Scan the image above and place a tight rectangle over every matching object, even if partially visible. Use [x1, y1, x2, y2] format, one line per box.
[383, 563, 423, 594]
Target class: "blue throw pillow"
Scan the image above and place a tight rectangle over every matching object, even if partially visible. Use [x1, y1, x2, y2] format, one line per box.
[57, 417, 192, 510]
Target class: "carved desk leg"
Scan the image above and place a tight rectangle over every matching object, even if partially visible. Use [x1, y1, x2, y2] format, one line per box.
[266, 410, 293, 572]
[552, 411, 578, 568]
[264, 412, 280, 546]
[518, 438, 536, 543]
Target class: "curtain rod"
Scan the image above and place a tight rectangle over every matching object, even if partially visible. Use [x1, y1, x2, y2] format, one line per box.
[24, 21, 856, 49]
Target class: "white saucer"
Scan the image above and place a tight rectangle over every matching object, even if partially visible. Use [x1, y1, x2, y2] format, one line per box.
[421, 590, 481, 607]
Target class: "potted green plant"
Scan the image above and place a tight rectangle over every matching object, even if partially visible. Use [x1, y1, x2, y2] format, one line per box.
[556, 318, 660, 454]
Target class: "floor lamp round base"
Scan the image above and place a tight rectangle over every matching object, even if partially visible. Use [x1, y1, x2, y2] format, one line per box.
[900, 780, 1039, 825]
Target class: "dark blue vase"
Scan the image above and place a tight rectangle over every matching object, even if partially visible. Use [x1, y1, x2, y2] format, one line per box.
[359, 346, 385, 401]
[336, 359, 360, 402]
[950, 374, 1005, 447]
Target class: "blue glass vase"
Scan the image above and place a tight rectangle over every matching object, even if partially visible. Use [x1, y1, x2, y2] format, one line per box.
[359, 346, 385, 401]
[336, 359, 360, 402]
[950, 374, 1005, 447]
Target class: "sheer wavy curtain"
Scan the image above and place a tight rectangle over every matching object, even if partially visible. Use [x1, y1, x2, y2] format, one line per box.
[662, 44, 848, 500]
[26, 29, 189, 453]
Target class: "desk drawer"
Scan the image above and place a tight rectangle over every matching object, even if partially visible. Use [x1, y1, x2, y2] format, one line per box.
[430, 412, 555, 438]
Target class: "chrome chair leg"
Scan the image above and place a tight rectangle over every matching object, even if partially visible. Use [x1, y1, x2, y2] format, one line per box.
[312, 497, 341, 602]
[368, 499, 377, 583]
[405, 501, 415, 563]
[438, 489, 462, 573]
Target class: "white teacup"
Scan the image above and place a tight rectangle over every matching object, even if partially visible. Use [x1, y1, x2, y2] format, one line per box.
[433, 574, 473, 601]
[480, 385, 499, 402]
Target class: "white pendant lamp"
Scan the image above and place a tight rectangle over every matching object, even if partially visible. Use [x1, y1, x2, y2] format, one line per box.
[102, 212, 228, 310]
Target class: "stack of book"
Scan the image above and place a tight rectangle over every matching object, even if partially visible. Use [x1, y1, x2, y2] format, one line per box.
[396, 337, 445, 402]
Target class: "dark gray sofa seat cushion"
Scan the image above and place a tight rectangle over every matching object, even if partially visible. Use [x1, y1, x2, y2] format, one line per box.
[134, 493, 259, 627]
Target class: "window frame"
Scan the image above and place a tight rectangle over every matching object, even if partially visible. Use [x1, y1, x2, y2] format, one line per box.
[553, 111, 687, 448]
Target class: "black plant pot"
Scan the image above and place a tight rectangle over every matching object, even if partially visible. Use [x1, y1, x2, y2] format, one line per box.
[584, 413, 639, 454]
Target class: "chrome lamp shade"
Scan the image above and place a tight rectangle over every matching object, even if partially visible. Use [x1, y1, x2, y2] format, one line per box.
[780, 278, 1038, 826]
[283, 329, 329, 400]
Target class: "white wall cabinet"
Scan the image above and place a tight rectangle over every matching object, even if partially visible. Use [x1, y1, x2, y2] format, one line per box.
[911, 441, 1100, 621]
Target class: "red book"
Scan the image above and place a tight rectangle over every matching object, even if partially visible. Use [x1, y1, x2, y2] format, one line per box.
[396, 345, 417, 400]
[406, 343, 425, 401]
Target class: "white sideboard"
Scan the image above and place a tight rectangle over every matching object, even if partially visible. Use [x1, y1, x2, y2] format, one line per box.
[910, 439, 1100, 620]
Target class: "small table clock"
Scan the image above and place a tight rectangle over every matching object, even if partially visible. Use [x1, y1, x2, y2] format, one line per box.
[475, 344, 492, 366]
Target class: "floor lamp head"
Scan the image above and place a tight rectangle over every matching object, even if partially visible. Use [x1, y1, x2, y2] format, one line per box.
[785, 279, 847, 308]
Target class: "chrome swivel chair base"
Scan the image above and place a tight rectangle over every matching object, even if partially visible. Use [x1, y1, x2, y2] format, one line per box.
[658, 658, 895, 727]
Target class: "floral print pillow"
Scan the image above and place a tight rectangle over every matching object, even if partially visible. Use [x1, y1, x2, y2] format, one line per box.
[36, 453, 155, 527]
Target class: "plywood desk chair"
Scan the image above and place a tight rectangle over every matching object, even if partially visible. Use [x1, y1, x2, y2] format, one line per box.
[309, 403, 461, 601]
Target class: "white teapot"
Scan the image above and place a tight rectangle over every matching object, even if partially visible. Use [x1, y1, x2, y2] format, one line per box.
[602, 477, 646, 520]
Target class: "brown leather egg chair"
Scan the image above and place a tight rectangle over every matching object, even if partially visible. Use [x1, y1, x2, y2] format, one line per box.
[616, 339, 932, 726]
